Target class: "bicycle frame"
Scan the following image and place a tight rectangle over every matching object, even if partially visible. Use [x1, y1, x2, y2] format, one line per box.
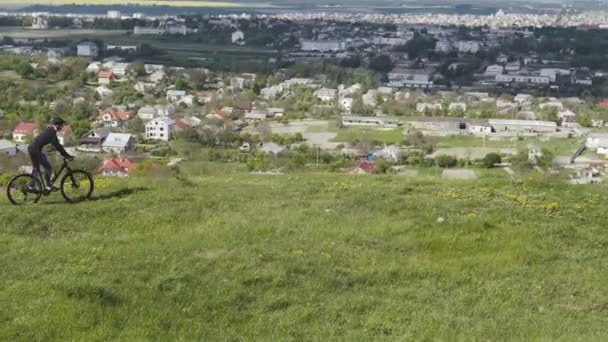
[35, 158, 73, 189]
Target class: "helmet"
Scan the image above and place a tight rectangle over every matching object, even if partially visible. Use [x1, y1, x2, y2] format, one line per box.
[51, 117, 66, 126]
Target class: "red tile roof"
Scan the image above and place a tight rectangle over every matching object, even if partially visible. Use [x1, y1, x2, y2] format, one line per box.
[58, 125, 71, 137]
[99, 158, 136, 173]
[354, 161, 375, 174]
[13, 122, 37, 134]
[98, 70, 113, 79]
[175, 119, 192, 130]
[99, 107, 130, 122]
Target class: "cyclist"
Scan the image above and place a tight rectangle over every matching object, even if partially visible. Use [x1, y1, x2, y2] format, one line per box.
[28, 117, 74, 192]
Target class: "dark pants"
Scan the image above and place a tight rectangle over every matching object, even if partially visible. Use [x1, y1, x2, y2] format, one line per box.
[28, 148, 52, 187]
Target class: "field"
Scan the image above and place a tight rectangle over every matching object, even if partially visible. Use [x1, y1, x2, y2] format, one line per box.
[1, 165, 608, 340]
[435, 135, 585, 156]
[333, 128, 404, 145]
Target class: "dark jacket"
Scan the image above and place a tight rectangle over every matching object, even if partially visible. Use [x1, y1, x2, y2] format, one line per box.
[28, 126, 70, 158]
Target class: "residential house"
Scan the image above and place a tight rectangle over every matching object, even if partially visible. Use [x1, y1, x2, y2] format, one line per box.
[232, 30, 245, 45]
[102, 133, 136, 153]
[175, 116, 202, 132]
[206, 108, 231, 121]
[234, 98, 253, 112]
[259, 142, 285, 154]
[98, 70, 113, 85]
[267, 108, 285, 118]
[449, 102, 467, 112]
[86, 62, 101, 74]
[145, 117, 175, 141]
[362, 90, 379, 107]
[388, 68, 435, 88]
[155, 104, 175, 117]
[166, 90, 186, 103]
[539, 101, 564, 111]
[12, 122, 37, 143]
[79, 127, 112, 151]
[558, 109, 577, 124]
[113, 63, 129, 78]
[96, 85, 114, 98]
[485, 64, 504, 76]
[339, 97, 353, 114]
[0, 139, 18, 156]
[98, 107, 130, 127]
[198, 91, 215, 103]
[350, 160, 375, 174]
[338, 83, 362, 97]
[417, 102, 443, 113]
[149, 70, 166, 83]
[177, 95, 195, 107]
[245, 109, 268, 121]
[137, 106, 158, 121]
[57, 126, 72, 145]
[77, 42, 98, 58]
[375, 145, 401, 164]
[314, 88, 337, 102]
[99, 157, 136, 177]
[514, 94, 533, 106]
[134, 81, 155, 93]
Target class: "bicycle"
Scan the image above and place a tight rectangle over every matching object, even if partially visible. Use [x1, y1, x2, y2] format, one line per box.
[6, 157, 95, 205]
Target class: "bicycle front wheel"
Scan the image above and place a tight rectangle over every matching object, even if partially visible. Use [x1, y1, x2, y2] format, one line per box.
[6, 174, 43, 205]
[60, 170, 94, 203]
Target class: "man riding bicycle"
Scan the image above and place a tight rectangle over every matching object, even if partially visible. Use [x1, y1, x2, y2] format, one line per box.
[28, 117, 74, 192]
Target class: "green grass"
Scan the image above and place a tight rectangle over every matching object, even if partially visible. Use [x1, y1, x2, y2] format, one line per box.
[435, 135, 585, 155]
[333, 128, 404, 145]
[2, 169, 608, 340]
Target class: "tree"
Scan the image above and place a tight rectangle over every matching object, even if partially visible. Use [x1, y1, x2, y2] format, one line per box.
[482, 153, 502, 168]
[16, 61, 34, 79]
[435, 154, 457, 168]
[127, 61, 146, 77]
[369, 55, 393, 73]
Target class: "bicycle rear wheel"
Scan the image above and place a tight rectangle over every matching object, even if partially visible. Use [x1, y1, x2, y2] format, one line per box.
[60, 170, 94, 203]
[6, 174, 43, 205]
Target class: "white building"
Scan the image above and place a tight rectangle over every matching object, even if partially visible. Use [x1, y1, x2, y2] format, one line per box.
[585, 134, 608, 156]
[342, 116, 400, 128]
[301, 40, 345, 52]
[102, 133, 135, 154]
[314, 88, 337, 102]
[495, 74, 550, 85]
[77, 42, 98, 58]
[232, 30, 245, 45]
[456, 41, 481, 53]
[166, 90, 187, 103]
[417, 103, 443, 113]
[137, 106, 158, 121]
[388, 68, 435, 88]
[485, 64, 504, 76]
[107, 10, 121, 19]
[540, 68, 571, 83]
[339, 97, 353, 114]
[145, 117, 175, 141]
[435, 40, 454, 53]
[0, 139, 17, 156]
[32, 16, 49, 30]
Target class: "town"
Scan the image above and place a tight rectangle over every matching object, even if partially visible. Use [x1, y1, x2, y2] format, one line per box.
[0, 7, 607, 184]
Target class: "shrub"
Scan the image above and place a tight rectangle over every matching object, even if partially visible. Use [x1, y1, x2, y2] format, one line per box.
[435, 154, 458, 168]
[482, 153, 502, 168]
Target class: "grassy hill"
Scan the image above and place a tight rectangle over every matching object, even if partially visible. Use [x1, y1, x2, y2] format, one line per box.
[1, 169, 608, 340]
